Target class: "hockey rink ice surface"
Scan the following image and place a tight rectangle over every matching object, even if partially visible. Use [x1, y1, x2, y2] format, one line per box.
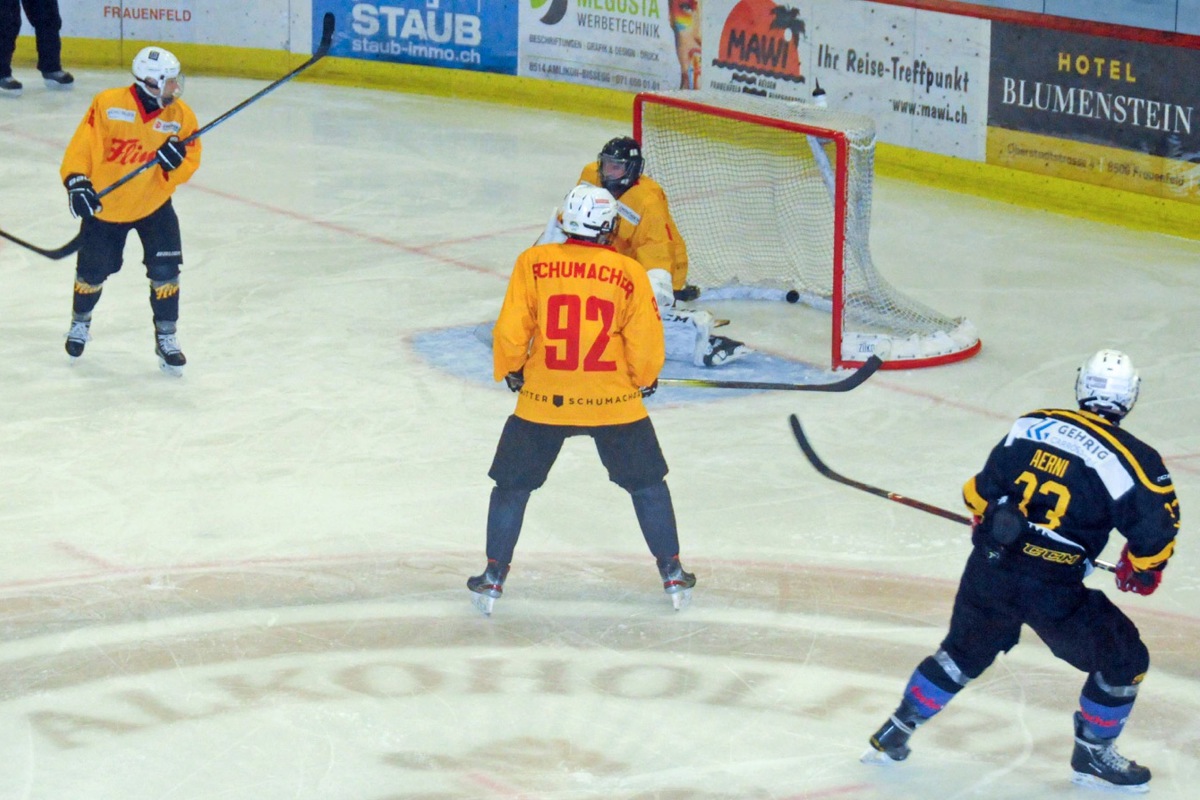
[1, 73, 1199, 800]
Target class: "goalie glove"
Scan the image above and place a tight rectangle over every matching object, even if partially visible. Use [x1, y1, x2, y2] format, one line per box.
[65, 174, 102, 219]
[156, 136, 186, 172]
[647, 269, 676, 313]
[1114, 544, 1164, 595]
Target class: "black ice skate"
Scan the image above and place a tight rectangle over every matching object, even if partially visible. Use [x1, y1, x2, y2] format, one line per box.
[702, 335, 750, 366]
[42, 70, 75, 90]
[1070, 712, 1150, 793]
[862, 698, 925, 764]
[467, 560, 510, 616]
[64, 319, 91, 359]
[0, 75, 21, 98]
[155, 331, 187, 376]
[657, 557, 696, 610]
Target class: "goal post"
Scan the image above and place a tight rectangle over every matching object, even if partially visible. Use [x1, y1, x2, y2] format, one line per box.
[632, 90, 981, 370]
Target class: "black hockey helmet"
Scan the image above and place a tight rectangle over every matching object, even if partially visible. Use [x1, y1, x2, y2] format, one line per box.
[597, 136, 644, 197]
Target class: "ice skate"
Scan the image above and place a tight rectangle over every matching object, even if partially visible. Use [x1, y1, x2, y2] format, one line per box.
[1070, 712, 1150, 793]
[0, 75, 21, 98]
[703, 335, 750, 366]
[467, 560, 509, 616]
[657, 557, 696, 610]
[862, 699, 923, 765]
[155, 331, 187, 376]
[42, 70, 75, 90]
[64, 319, 91, 360]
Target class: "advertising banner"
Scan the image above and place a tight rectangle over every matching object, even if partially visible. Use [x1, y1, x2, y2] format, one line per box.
[988, 22, 1200, 201]
[314, 0, 519, 74]
[54, 1, 290, 50]
[518, 0, 691, 92]
[700, 0, 989, 160]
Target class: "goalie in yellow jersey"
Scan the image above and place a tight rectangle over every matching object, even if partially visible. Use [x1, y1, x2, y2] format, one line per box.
[469, 183, 697, 615]
[538, 137, 750, 368]
[59, 45, 201, 375]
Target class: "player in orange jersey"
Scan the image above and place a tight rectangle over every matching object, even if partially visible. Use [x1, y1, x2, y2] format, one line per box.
[469, 183, 696, 615]
[59, 45, 201, 375]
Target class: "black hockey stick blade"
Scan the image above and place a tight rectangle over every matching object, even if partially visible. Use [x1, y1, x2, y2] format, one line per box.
[787, 414, 1117, 573]
[0, 227, 82, 260]
[660, 355, 882, 392]
[0, 13, 338, 261]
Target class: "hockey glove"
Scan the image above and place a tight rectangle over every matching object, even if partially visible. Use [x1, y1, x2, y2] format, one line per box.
[639, 380, 658, 398]
[674, 284, 701, 302]
[1114, 544, 1164, 595]
[504, 370, 524, 393]
[981, 495, 1025, 546]
[65, 174, 101, 219]
[156, 136, 186, 172]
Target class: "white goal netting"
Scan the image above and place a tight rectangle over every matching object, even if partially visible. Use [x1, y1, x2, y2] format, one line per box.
[634, 90, 980, 369]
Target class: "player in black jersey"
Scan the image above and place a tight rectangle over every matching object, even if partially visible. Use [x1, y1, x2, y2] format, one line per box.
[864, 350, 1179, 793]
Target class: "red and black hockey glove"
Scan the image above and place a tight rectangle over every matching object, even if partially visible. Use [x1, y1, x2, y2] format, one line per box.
[1114, 544, 1164, 595]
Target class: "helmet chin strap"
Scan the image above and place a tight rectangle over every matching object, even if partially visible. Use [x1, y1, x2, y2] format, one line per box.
[134, 82, 174, 110]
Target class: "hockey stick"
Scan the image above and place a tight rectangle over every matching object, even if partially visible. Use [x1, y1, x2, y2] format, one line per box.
[788, 414, 1117, 573]
[660, 354, 882, 392]
[0, 12, 337, 261]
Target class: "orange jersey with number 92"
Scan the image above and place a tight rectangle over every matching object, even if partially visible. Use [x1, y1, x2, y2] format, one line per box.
[493, 239, 665, 426]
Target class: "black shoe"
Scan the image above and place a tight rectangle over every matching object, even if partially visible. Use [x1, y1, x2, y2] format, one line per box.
[1070, 712, 1150, 792]
[65, 319, 91, 358]
[42, 70, 74, 89]
[467, 560, 510, 615]
[155, 332, 187, 374]
[657, 557, 696, 610]
[863, 699, 924, 764]
[0, 75, 22, 97]
[702, 335, 749, 366]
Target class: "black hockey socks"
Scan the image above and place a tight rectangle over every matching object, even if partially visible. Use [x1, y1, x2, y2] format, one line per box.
[72, 277, 103, 316]
[903, 650, 971, 718]
[485, 486, 530, 565]
[149, 278, 180, 323]
[630, 480, 680, 561]
[1078, 671, 1140, 741]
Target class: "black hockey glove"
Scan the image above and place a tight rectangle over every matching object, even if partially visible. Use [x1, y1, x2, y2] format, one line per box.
[980, 495, 1025, 546]
[673, 284, 701, 302]
[639, 380, 658, 398]
[156, 136, 186, 172]
[65, 174, 101, 219]
[504, 370, 524, 392]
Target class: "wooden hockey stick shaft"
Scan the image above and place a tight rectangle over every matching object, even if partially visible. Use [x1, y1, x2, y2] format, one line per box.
[787, 414, 1117, 573]
[660, 355, 882, 392]
[0, 13, 337, 261]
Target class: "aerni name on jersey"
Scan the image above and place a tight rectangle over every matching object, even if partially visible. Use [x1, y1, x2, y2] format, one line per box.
[1029, 448, 1070, 478]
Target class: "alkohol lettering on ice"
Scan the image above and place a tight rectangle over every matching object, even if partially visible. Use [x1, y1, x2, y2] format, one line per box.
[351, 2, 482, 47]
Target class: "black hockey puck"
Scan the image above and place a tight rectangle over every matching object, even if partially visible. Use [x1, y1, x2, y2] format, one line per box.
[785, 290, 800, 303]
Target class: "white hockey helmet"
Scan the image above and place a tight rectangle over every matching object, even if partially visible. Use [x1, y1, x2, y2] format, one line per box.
[559, 184, 618, 243]
[132, 46, 184, 105]
[1075, 349, 1140, 419]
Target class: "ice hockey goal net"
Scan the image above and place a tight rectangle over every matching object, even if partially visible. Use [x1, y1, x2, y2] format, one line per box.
[633, 90, 980, 370]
